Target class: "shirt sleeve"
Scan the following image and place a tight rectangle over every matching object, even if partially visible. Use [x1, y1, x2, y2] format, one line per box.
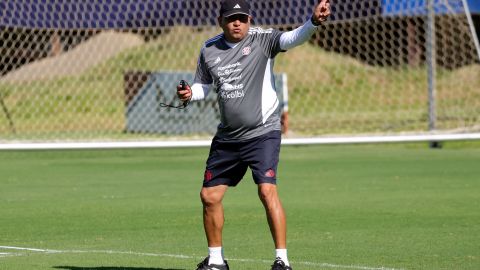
[190, 83, 210, 101]
[194, 46, 213, 85]
[279, 19, 318, 50]
[191, 46, 213, 101]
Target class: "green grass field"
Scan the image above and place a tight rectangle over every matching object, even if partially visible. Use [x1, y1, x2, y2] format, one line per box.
[1, 143, 480, 270]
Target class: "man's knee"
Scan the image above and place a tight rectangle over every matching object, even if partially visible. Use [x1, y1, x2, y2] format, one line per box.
[200, 186, 227, 207]
[258, 183, 279, 204]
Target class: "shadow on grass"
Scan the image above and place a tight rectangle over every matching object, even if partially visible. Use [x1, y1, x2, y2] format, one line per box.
[53, 266, 185, 270]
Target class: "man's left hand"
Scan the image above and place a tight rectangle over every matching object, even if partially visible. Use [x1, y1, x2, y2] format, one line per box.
[312, 0, 331, 26]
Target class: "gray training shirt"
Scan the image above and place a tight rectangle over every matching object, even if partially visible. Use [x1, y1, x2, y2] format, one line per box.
[194, 27, 285, 141]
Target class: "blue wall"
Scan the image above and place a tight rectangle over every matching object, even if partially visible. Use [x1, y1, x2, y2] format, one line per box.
[382, 0, 480, 16]
[468, 0, 480, 13]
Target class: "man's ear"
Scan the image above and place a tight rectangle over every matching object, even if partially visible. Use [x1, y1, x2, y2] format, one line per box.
[217, 16, 223, 27]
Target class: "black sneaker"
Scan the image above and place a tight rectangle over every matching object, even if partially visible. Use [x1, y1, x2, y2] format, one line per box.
[271, 257, 292, 270]
[196, 256, 229, 270]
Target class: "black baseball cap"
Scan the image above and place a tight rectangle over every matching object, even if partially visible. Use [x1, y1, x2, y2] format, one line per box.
[219, 0, 251, 17]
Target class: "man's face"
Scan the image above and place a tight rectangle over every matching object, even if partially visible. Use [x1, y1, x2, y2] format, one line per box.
[218, 14, 251, 43]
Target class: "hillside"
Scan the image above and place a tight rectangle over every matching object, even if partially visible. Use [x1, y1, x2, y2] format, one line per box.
[1, 31, 144, 83]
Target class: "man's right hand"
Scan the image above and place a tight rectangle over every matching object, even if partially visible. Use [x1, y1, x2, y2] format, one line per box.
[177, 82, 192, 102]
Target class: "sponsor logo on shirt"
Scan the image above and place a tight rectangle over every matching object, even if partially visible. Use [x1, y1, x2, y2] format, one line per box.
[218, 62, 241, 71]
[217, 63, 245, 100]
[220, 74, 242, 83]
[220, 90, 245, 100]
[218, 69, 242, 76]
[222, 83, 244, 91]
[219, 83, 245, 100]
[217, 62, 242, 76]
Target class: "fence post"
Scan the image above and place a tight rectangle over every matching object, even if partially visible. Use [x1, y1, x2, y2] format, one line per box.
[427, 0, 441, 148]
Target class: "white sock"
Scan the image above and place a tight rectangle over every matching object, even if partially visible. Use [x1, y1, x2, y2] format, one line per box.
[276, 249, 290, 266]
[208, 247, 224, 265]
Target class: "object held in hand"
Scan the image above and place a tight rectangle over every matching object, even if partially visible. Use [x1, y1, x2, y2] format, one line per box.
[179, 80, 191, 108]
[159, 79, 191, 109]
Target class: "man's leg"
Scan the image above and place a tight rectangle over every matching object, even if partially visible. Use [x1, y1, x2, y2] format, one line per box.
[200, 185, 229, 248]
[258, 183, 286, 248]
[258, 183, 292, 269]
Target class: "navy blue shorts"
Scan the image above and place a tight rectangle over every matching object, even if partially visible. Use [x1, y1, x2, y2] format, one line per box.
[203, 130, 281, 187]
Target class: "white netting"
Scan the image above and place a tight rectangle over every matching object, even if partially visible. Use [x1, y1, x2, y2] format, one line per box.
[0, 0, 479, 143]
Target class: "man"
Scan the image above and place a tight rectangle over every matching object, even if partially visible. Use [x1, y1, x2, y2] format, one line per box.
[177, 0, 330, 269]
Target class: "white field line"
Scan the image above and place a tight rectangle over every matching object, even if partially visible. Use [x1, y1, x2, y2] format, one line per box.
[0, 246, 58, 252]
[0, 246, 404, 270]
[0, 252, 22, 258]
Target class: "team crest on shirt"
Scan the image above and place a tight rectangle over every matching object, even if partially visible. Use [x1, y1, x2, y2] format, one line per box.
[242, 46, 251, 56]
